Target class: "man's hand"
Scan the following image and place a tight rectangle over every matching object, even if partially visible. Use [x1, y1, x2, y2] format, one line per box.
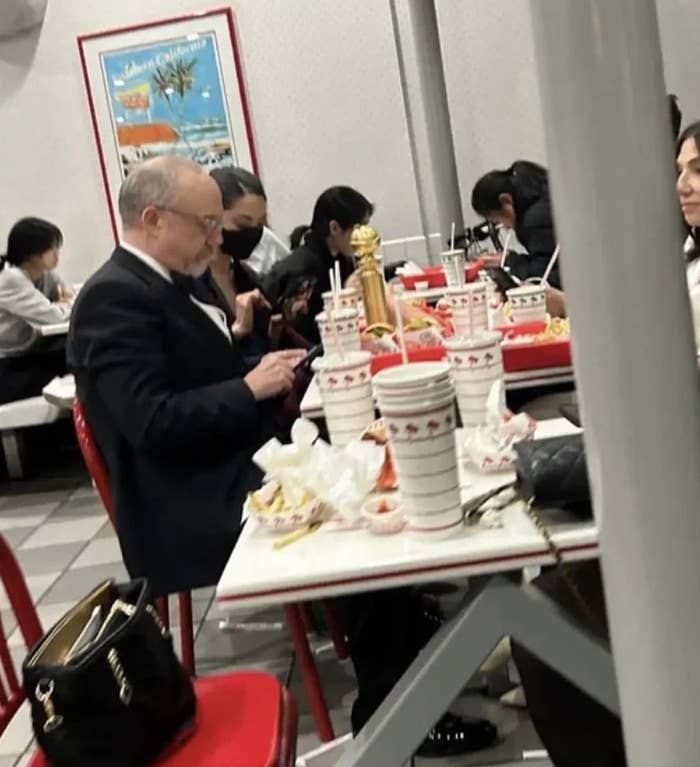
[244, 349, 307, 400]
[232, 289, 270, 340]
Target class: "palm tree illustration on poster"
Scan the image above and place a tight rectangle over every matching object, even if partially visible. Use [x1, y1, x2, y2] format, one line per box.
[100, 33, 236, 177]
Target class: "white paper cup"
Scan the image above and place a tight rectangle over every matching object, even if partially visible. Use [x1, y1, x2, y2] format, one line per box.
[378, 392, 461, 525]
[322, 288, 359, 313]
[445, 283, 488, 338]
[316, 308, 361, 355]
[506, 285, 547, 325]
[373, 361, 451, 391]
[440, 249, 466, 287]
[445, 333, 503, 427]
[312, 351, 374, 446]
[407, 507, 463, 539]
[396, 464, 459, 495]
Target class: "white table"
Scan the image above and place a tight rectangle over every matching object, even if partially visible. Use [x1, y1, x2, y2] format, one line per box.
[300, 365, 575, 420]
[34, 321, 69, 337]
[216, 419, 613, 758]
[42, 375, 76, 410]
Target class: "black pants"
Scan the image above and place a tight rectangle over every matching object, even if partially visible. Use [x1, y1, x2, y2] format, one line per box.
[0, 336, 67, 405]
[512, 562, 626, 767]
[335, 588, 435, 734]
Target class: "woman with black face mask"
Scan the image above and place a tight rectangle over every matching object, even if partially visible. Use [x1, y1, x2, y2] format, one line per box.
[204, 167, 278, 359]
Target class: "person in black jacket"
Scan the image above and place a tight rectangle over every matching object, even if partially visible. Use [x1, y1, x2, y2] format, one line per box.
[264, 186, 374, 343]
[471, 160, 562, 288]
[67, 156, 305, 596]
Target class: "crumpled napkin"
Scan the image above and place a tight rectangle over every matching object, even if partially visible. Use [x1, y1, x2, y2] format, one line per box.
[253, 418, 384, 523]
[463, 381, 536, 472]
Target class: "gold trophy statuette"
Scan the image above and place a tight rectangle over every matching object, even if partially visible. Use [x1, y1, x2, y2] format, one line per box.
[352, 224, 390, 327]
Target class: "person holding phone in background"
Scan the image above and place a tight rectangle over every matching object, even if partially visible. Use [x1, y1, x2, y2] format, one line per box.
[265, 186, 374, 344]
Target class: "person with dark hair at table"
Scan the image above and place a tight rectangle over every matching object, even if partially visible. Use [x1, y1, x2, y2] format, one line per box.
[265, 186, 374, 343]
[471, 160, 562, 288]
[0, 217, 73, 404]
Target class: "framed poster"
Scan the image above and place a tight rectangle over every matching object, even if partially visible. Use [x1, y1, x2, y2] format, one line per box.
[78, 8, 258, 240]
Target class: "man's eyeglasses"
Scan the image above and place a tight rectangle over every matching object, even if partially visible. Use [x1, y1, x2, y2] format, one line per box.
[158, 207, 222, 235]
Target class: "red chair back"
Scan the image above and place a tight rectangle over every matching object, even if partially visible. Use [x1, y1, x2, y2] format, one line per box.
[0, 534, 43, 733]
[71, 400, 195, 675]
[73, 400, 115, 523]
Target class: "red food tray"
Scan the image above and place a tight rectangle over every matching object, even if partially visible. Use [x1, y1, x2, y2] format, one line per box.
[400, 259, 487, 290]
[502, 339, 572, 373]
[370, 345, 447, 376]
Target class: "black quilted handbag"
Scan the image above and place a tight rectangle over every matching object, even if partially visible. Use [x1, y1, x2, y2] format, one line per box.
[514, 434, 591, 515]
[22, 579, 195, 767]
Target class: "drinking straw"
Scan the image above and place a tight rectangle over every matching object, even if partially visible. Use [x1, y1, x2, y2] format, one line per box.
[450, 221, 455, 252]
[540, 244, 561, 285]
[500, 229, 513, 268]
[328, 268, 339, 313]
[334, 260, 342, 305]
[393, 286, 409, 364]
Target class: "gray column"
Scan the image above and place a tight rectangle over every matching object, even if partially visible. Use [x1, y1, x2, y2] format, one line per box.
[390, 0, 464, 261]
[529, 1, 700, 763]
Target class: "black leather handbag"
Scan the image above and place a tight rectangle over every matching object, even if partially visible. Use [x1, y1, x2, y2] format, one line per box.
[514, 433, 591, 515]
[22, 579, 195, 767]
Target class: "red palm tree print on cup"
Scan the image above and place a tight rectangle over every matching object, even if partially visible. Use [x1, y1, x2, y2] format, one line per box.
[343, 374, 355, 386]
[427, 420, 440, 435]
[405, 423, 419, 439]
[468, 355, 479, 367]
[388, 423, 399, 436]
[484, 352, 495, 366]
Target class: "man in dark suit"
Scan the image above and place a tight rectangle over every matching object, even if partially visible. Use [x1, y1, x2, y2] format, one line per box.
[67, 157, 304, 596]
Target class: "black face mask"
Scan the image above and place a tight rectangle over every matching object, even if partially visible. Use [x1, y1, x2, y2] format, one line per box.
[220, 226, 263, 261]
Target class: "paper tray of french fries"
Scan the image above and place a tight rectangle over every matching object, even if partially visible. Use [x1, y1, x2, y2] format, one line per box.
[246, 419, 385, 532]
[500, 317, 571, 373]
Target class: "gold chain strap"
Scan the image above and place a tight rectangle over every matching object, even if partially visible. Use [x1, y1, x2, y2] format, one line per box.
[524, 497, 604, 632]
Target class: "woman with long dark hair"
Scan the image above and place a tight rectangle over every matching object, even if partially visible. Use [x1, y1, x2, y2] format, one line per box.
[264, 186, 374, 343]
[471, 160, 562, 288]
[676, 120, 700, 351]
[0, 217, 72, 403]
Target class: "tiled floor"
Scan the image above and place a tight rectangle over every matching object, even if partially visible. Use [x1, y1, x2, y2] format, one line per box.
[0, 459, 549, 766]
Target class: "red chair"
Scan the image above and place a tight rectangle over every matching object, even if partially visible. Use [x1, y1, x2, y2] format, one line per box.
[0, 532, 298, 767]
[74, 399, 348, 743]
[72, 401, 196, 675]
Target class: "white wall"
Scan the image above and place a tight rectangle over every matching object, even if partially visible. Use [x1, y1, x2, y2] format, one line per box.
[0, 0, 423, 282]
[436, 0, 547, 229]
[656, 0, 700, 124]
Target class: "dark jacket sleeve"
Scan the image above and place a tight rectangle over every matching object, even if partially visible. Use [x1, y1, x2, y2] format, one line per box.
[510, 199, 562, 288]
[68, 281, 261, 456]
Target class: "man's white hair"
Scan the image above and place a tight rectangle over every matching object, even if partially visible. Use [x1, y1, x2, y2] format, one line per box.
[118, 156, 203, 228]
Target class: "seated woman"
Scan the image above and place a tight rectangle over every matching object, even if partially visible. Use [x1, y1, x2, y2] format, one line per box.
[265, 186, 374, 343]
[676, 120, 700, 352]
[471, 160, 562, 288]
[206, 167, 271, 357]
[0, 217, 72, 404]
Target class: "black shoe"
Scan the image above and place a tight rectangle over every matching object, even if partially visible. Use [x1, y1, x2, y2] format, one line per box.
[415, 713, 497, 758]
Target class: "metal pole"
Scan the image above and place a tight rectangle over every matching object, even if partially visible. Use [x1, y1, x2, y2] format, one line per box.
[394, 0, 464, 256]
[529, 1, 700, 763]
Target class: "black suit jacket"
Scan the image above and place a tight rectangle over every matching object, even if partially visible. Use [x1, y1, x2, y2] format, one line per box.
[67, 247, 277, 595]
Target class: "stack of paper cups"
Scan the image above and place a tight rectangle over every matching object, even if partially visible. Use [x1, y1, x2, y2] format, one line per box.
[322, 288, 359, 313]
[373, 362, 462, 539]
[445, 283, 488, 338]
[445, 332, 504, 427]
[312, 351, 375, 447]
[316, 308, 361, 354]
[439, 249, 466, 287]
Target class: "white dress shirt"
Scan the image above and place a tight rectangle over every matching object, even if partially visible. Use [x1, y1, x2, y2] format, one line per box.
[120, 242, 231, 342]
